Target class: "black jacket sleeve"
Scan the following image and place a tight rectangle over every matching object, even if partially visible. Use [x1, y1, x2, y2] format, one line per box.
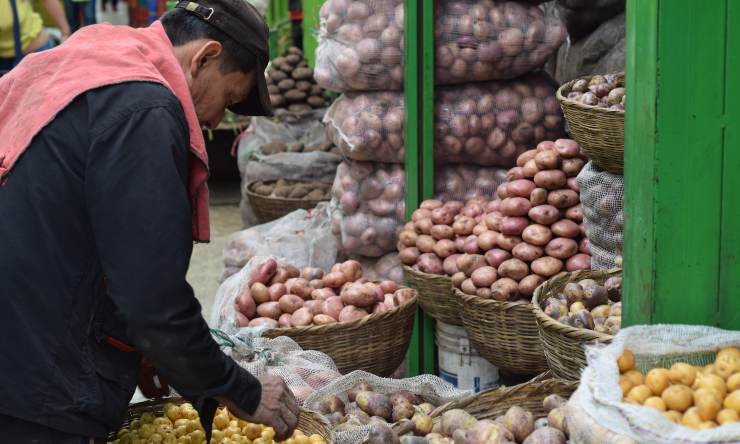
[83, 98, 261, 429]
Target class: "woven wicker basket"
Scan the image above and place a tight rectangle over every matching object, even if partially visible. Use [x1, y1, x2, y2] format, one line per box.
[402, 266, 461, 326]
[557, 73, 625, 175]
[263, 290, 418, 377]
[108, 397, 332, 442]
[246, 180, 331, 224]
[457, 289, 548, 376]
[431, 372, 578, 422]
[532, 269, 621, 380]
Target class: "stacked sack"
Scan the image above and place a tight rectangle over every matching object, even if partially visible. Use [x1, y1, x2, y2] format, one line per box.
[318, 0, 568, 272]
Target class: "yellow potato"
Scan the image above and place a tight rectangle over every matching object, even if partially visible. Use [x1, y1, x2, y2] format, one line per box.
[211, 429, 224, 442]
[261, 427, 276, 441]
[698, 421, 718, 430]
[141, 412, 157, 424]
[627, 384, 653, 404]
[176, 436, 191, 444]
[166, 405, 183, 422]
[295, 435, 310, 444]
[646, 368, 670, 396]
[669, 363, 697, 386]
[243, 423, 262, 439]
[624, 369, 645, 386]
[619, 375, 634, 397]
[717, 408, 740, 425]
[174, 425, 188, 437]
[662, 384, 694, 412]
[139, 424, 156, 438]
[130, 419, 142, 430]
[618, 350, 636, 373]
[727, 373, 740, 392]
[718, 347, 740, 361]
[189, 429, 206, 444]
[697, 373, 728, 399]
[662, 410, 682, 424]
[117, 428, 130, 439]
[725, 390, 740, 413]
[150, 433, 164, 443]
[694, 388, 722, 421]
[681, 407, 703, 429]
[715, 355, 740, 380]
[644, 396, 667, 412]
[309, 434, 325, 443]
[214, 414, 229, 430]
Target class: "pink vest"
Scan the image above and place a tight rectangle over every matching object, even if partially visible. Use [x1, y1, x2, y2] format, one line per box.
[0, 22, 211, 242]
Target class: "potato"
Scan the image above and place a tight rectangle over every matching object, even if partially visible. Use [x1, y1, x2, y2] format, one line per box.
[534, 150, 562, 170]
[717, 408, 739, 425]
[662, 410, 683, 424]
[457, 254, 487, 276]
[341, 283, 376, 308]
[322, 271, 347, 289]
[439, 409, 478, 437]
[522, 427, 566, 444]
[565, 253, 591, 271]
[512, 243, 544, 262]
[645, 368, 670, 396]
[662, 384, 694, 412]
[249, 259, 278, 287]
[547, 407, 568, 434]
[501, 197, 532, 217]
[507, 179, 537, 198]
[256, 301, 281, 319]
[433, 239, 457, 258]
[565, 204, 583, 222]
[356, 392, 392, 420]
[695, 373, 727, 398]
[543, 394, 566, 413]
[431, 224, 455, 240]
[728, 373, 740, 392]
[669, 363, 697, 386]
[417, 253, 444, 275]
[522, 224, 552, 246]
[485, 249, 512, 268]
[498, 258, 529, 281]
[534, 170, 567, 190]
[531, 257, 563, 277]
[624, 369, 644, 386]
[248, 317, 279, 328]
[715, 353, 740, 379]
[528, 205, 561, 225]
[491, 277, 519, 301]
[725, 390, 740, 414]
[681, 407, 703, 429]
[619, 375, 634, 397]
[338, 305, 370, 323]
[626, 384, 652, 404]
[501, 216, 530, 236]
[236, 289, 256, 318]
[399, 247, 421, 266]
[278, 294, 304, 314]
[693, 388, 722, 421]
[546, 190, 579, 209]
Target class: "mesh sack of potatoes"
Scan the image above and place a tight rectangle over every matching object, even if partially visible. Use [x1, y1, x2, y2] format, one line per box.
[576, 161, 623, 270]
[330, 161, 406, 257]
[325, 72, 565, 166]
[567, 325, 740, 444]
[303, 370, 471, 444]
[356, 252, 404, 283]
[433, 164, 508, 202]
[222, 206, 337, 281]
[212, 329, 342, 404]
[314, 0, 563, 92]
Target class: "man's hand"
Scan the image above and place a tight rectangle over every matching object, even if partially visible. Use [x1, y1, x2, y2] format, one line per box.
[219, 375, 299, 440]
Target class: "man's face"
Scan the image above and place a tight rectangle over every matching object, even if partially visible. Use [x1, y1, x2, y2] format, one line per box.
[184, 40, 256, 129]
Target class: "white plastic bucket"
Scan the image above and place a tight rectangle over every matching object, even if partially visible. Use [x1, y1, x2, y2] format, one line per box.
[436, 321, 499, 393]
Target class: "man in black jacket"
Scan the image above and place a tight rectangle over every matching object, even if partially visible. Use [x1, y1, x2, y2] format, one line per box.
[0, 1, 299, 443]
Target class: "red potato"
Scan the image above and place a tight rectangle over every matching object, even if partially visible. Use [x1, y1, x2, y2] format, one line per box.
[534, 170, 567, 190]
[457, 254, 487, 276]
[248, 317, 279, 328]
[567, 177, 580, 192]
[278, 313, 293, 328]
[236, 312, 250, 327]
[534, 150, 562, 170]
[529, 205, 561, 225]
[236, 290, 256, 318]
[278, 294, 304, 314]
[537, 141, 556, 151]
[491, 278, 520, 301]
[291, 307, 314, 326]
[256, 301, 282, 319]
[461, 278, 478, 294]
[412, 208, 432, 222]
[340, 260, 363, 282]
[443, 254, 461, 275]
[309, 279, 324, 290]
[473, 224, 488, 236]
[497, 234, 523, 251]
[512, 242, 545, 262]
[547, 190, 580, 209]
[285, 265, 300, 279]
[498, 258, 530, 281]
[270, 267, 289, 284]
[453, 216, 476, 236]
[431, 224, 455, 240]
[522, 159, 540, 178]
[341, 283, 376, 308]
[551, 219, 580, 238]
[300, 267, 324, 281]
[379, 280, 398, 294]
[433, 239, 457, 258]
[399, 229, 418, 248]
[451, 272, 467, 288]
[338, 306, 370, 323]
[322, 271, 347, 288]
[311, 288, 335, 301]
[420, 200, 443, 210]
[322, 296, 344, 320]
[476, 287, 492, 299]
[249, 259, 277, 287]
[530, 188, 548, 206]
[579, 238, 591, 255]
[303, 300, 323, 315]
[522, 224, 553, 246]
[417, 253, 443, 274]
[416, 235, 436, 254]
[562, 158, 585, 177]
[554, 139, 580, 158]
[314, 314, 337, 325]
[444, 201, 464, 212]
[483, 212, 503, 231]
[517, 150, 537, 167]
[566, 204, 583, 222]
[415, 218, 433, 235]
[485, 249, 512, 268]
[566, 253, 591, 271]
[287, 278, 312, 300]
[506, 167, 525, 181]
[497, 183, 509, 199]
[545, 238, 579, 259]
[372, 303, 392, 314]
[399, 247, 421, 265]
[393, 288, 416, 306]
[471, 266, 498, 287]
[507, 179, 537, 198]
[477, 230, 498, 251]
[463, 235, 480, 254]
[501, 197, 532, 217]
[501, 216, 529, 236]
[531, 257, 564, 277]
[518, 274, 545, 297]
[431, 207, 455, 225]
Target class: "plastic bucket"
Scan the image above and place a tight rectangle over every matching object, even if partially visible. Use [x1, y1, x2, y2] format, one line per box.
[436, 321, 499, 393]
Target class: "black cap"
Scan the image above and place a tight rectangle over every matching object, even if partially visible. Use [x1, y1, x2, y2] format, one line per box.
[175, 0, 273, 116]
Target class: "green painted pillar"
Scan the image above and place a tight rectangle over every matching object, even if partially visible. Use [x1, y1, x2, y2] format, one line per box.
[623, 0, 740, 329]
[301, 0, 320, 67]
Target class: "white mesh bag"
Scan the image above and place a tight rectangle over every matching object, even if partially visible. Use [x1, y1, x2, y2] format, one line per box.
[577, 161, 623, 269]
[567, 325, 740, 444]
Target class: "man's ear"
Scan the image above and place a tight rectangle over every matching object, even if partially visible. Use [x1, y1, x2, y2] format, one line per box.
[189, 40, 224, 78]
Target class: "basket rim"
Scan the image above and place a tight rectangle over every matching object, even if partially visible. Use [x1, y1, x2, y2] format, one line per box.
[246, 179, 333, 204]
[402, 265, 453, 285]
[454, 287, 533, 310]
[264, 288, 418, 335]
[531, 269, 621, 342]
[556, 72, 626, 115]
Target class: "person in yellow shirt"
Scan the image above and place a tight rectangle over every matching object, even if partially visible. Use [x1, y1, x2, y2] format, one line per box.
[0, 0, 70, 71]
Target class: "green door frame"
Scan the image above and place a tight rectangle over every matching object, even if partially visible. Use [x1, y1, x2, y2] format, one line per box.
[623, 0, 740, 329]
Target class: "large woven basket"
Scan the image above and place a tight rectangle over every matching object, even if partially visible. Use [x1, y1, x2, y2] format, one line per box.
[246, 180, 331, 224]
[108, 397, 332, 442]
[430, 372, 578, 422]
[458, 289, 548, 376]
[532, 269, 621, 380]
[402, 265, 460, 326]
[264, 290, 418, 377]
[557, 73, 625, 175]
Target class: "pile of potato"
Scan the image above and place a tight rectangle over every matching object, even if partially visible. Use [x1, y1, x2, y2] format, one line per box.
[324, 74, 566, 166]
[314, 0, 565, 92]
[330, 161, 406, 257]
[267, 47, 327, 114]
[563, 74, 625, 111]
[617, 347, 740, 429]
[251, 180, 332, 201]
[539, 276, 622, 335]
[435, 73, 565, 166]
[234, 259, 416, 328]
[261, 141, 339, 156]
[398, 139, 591, 301]
[434, 165, 507, 202]
[111, 403, 325, 444]
[309, 381, 438, 440]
